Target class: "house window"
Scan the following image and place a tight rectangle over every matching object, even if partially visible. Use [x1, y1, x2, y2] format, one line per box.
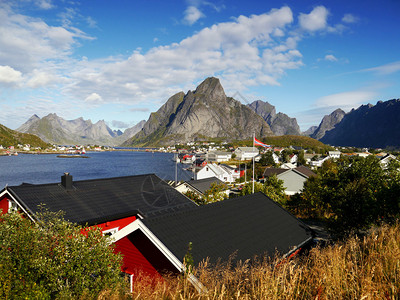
[9, 201, 18, 213]
[102, 227, 119, 236]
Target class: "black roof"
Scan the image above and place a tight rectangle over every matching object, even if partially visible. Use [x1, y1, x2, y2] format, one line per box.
[185, 177, 225, 194]
[143, 192, 313, 265]
[5, 174, 196, 226]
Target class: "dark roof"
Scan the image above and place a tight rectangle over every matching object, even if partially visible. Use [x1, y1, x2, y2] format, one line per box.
[6, 174, 196, 225]
[185, 177, 225, 194]
[294, 166, 316, 178]
[143, 192, 313, 265]
[263, 168, 288, 177]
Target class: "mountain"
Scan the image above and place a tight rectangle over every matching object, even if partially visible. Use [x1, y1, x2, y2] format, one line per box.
[17, 114, 146, 146]
[0, 123, 48, 148]
[248, 100, 301, 136]
[320, 99, 400, 148]
[310, 108, 346, 140]
[123, 77, 274, 146]
[113, 120, 146, 145]
[303, 126, 318, 136]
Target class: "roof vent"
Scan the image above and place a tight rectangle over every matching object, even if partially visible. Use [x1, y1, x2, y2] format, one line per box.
[61, 172, 73, 190]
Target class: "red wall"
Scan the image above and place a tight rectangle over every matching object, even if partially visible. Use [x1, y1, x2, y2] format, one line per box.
[0, 195, 9, 215]
[96, 215, 137, 233]
[114, 230, 178, 279]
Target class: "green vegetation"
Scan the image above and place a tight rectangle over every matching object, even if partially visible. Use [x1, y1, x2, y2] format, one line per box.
[240, 175, 287, 205]
[288, 155, 400, 234]
[0, 210, 128, 299]
[129, 223, 400, 299]
[0, 124, 49, 148]
[184, 182, 228, 205]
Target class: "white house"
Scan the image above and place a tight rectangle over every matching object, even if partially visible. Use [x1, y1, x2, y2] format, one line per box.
[263, 166, 316, 195]
[310, 156, 330, 168]
[196, 163, 238, 182]
[207, 151, 232, 162]
[328, 151, 341, 159]
[378, 154, 397, 169]
[234, 147, 259, 161]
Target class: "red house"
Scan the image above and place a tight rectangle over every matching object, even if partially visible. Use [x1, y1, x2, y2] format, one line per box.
[0, 173, 314, 292]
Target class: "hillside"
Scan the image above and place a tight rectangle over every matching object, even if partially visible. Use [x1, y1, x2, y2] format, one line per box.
[0, 123, 48, 148]
[123, 77, 274, 146]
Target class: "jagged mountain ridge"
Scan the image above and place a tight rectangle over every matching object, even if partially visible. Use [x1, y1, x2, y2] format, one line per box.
[320, 99, 400, 148]
[248, 100, 301, 136]
[17, 114, 145, 146]
[310, 108, 346, 140]
[123, 77, 274, 146]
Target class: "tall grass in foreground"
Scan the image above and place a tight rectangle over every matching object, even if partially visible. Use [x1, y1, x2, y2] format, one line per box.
[130, 223, 400, 299]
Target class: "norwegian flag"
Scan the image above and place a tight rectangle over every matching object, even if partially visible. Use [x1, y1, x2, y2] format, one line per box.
[254, 137, 270, 148]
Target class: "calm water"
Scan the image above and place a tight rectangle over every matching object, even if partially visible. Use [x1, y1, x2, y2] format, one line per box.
[0, 151, 192, 188]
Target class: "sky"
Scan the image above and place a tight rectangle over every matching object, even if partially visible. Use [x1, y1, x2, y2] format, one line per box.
[0, 0, 399, 132]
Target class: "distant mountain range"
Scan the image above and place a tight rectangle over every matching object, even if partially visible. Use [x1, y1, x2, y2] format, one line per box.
[123, 77, 274, 146]
[17, 114, 145, 146]
[13, 75, 400, 148]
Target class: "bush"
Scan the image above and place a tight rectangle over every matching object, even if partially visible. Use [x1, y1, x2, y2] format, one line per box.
[0, 210, 128, 299]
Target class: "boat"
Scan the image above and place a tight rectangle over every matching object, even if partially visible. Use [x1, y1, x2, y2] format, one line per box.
[57, 155, 90, 158]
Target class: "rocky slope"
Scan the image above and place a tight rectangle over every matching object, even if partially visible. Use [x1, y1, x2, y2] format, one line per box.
[123, 77, 274, 146]
[320, 99, 400, 148]
[310, 108, 346, 140]
[248, 100, 301, 136]
[17, 114, 145, 146]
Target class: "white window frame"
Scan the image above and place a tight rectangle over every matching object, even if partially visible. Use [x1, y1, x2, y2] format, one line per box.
[102, 227, 119, 236]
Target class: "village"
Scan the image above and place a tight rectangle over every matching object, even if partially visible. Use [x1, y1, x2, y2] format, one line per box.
[1, 137, 399, 297]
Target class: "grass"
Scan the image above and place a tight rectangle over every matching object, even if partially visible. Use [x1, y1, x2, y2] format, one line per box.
[129, 223, 400, 299]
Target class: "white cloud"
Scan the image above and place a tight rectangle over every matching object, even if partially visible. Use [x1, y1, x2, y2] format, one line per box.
[0, 65, 23, 84]
[183, 6, 205, 25]
[342, 13, 358, 23]
[67, 6, 299, 103]
[325, 54, 338, 62]
[363, 61, 400, 75]
[26, 69, 59, 88]
[0, 5, 92, 74]
[315, 90, 376, 109]
[85, 93, 103, 103]
[299, 6, 329, 31]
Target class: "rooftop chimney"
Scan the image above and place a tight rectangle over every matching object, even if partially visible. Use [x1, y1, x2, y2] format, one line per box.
[61, 172, 73, 190]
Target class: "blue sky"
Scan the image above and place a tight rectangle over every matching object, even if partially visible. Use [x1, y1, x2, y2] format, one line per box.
[0, 0, 399, 132]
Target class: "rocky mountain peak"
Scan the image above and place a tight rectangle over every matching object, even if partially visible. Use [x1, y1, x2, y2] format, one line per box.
[311, 108, 346, 140]
[248, 100, 300, 136]
[194, 77, 226, 101]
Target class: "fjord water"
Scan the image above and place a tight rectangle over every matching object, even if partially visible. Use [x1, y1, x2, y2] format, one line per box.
[0, 151, 192, 188]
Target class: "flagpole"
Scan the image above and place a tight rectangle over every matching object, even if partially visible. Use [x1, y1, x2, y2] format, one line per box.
[252, 132, 255, 194]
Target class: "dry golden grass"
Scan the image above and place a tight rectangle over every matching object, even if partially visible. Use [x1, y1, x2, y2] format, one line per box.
[127, 223, 400, 300]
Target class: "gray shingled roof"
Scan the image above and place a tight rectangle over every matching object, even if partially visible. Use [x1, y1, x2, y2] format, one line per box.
[185, 177, 225, 194]
[263, 168, 288, 177]
[294, 166, 316, 178]
[142, 192, 313, 265]
[5, 174, 196, 225]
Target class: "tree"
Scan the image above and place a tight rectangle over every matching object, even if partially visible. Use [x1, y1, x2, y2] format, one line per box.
[0, 210, 127, 299]
[298, 150, 306, 165]
[239, 175, 286, 205]
[259, 152, 276, 167]
[298, 156, 400, 234]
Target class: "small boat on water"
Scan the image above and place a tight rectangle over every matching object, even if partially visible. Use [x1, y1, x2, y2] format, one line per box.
[57, 155, 90, 158]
